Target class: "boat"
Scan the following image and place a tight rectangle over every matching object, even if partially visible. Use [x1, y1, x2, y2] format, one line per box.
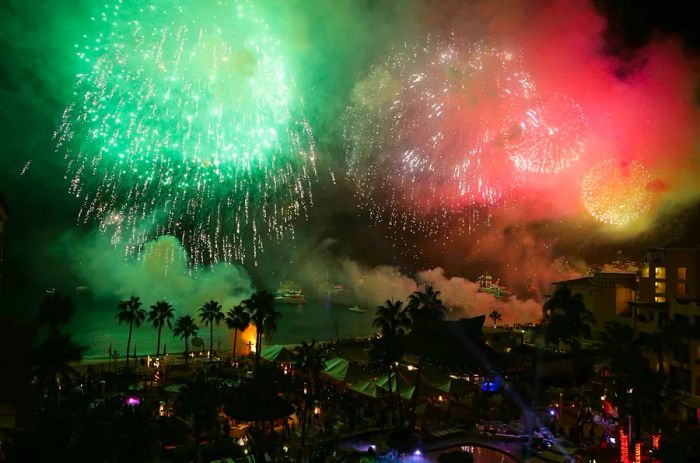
[275, 281, 307, 305]
[477, 272, 512, 299]
[347, 306, 366, 313]
[275, 291, 306, 304]
[316, 276, 356, 304]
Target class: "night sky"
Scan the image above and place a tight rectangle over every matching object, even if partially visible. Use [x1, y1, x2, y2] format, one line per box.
[1, 0, 698, 321]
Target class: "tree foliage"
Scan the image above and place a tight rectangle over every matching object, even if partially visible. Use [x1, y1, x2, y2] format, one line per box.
[543, 284, 594, 350]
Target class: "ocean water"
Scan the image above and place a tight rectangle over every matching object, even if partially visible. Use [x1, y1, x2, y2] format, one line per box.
[69, 300, 376, 359]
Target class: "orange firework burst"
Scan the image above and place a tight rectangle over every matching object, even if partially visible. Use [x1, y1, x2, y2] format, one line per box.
[581, 160, 653, 226]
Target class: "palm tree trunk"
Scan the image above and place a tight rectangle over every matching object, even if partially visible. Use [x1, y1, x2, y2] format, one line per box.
[233, 328, 238, 361]
[301, 394, 310, 446]
[185, 336, 190, 363]
[387, 366, 396, 427]
[411, 356, 423, 429]
[255, 328, 262, 376]
[209, 323, 214, 362]
[394, 363, 403, 426]
[126, 322, 133, 368]
[156, 326, 162, 357]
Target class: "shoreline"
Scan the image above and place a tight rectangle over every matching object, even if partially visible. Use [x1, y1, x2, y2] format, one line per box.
[68, 300, 378, 358]
[72, 335, 373, 370]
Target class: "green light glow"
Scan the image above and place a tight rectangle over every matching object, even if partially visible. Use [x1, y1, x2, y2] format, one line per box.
[55, 0, 316, 265]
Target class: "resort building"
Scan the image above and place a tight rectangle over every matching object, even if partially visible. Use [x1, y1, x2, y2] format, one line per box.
[550, 271, 637, 333]
[629, 246, 700, 415]
[550, 248, 700, 418]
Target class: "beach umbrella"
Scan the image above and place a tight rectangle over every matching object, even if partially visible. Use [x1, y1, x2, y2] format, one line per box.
[127, 380, 146, 392]
[421, 366, 474, 394]
[349, 379, 381, 398]
[322, 357, 371, 384]
[260, 345, 295, 363]
[164, 383, 185, 393]
[375, 369, 442, 400]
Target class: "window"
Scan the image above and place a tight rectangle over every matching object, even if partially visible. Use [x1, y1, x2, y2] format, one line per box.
[655, 296, 666, 302]
[655, 267, 666, 279]
[678, 267, 687, 280]
[642, 264, 650, 278]
[678, 283, 687, 297]
[655, 281, 666, 294]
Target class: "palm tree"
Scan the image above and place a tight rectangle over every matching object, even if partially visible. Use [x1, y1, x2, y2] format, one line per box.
[599, 321, 665, 439]
[116, 296, 146, 367]
[373, 299, 411, 426]
[374, 299, 412, 337]
[244, 290, 280, 376]
[198, 300, 224, 361]
[225, 304, 250, 362]
[488, 310, 502, 328]
[38, 290, 76, 339]
[293, 339, 327, 447]
[638, 326, 673, 374]
[542, 284, 594, 351]
[148, 300, 175, 356]
[406, 287, 447, 427]
[173, 315, 198, 363]
[31, 333, 86, 406]
[599, 321, 637, 357]
[407, 285, 446, 325]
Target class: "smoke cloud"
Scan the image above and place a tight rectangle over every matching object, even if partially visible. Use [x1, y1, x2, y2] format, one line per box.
[274, 239, 545, 325]
[66, 233, 254, 314]
[1, 0, 698, 322]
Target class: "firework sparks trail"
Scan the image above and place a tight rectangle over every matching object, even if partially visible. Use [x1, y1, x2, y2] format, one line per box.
[504, 93, 587, 174]
[581, 159, 653, 226]
[54, 0, 316, 265]
[344, 35, 590, 253]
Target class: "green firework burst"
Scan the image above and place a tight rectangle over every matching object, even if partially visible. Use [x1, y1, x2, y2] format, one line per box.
[55, 0, 316, 265]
